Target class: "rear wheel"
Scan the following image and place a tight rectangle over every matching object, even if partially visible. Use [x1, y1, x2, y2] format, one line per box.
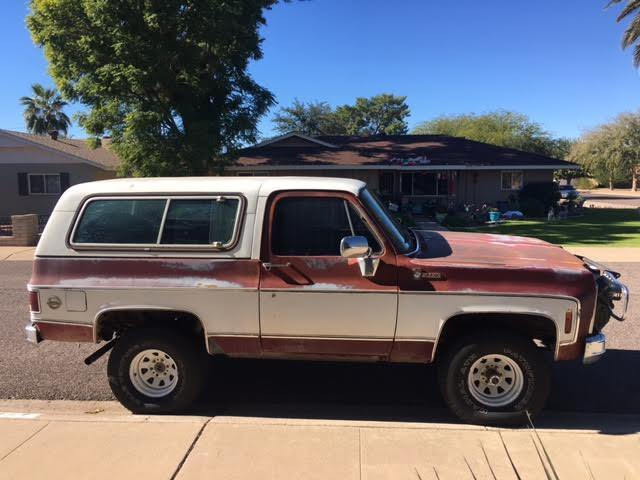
[437, 332, 551, 426]
[107, 328, 206, 414]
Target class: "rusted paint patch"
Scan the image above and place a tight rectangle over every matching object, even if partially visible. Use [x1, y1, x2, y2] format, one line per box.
[389, 340, 435, 363]
[261, 337, 392, 358]
[36, 322, 94, 343]
[208, 336, 261, 357]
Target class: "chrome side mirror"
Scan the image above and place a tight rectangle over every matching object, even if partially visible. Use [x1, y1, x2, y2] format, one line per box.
[340, 235, 379, 278]
[340, 236, 370, 258]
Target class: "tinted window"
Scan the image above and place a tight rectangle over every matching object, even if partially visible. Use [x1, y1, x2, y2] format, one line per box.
[271, 197, 381, 256]
[160, 199, 239, 245]
[73, 199, 166, 244]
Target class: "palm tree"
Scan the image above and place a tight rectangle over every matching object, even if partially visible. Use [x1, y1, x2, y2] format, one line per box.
[19, 83, 71, 137]
[608, 0, 640, 67]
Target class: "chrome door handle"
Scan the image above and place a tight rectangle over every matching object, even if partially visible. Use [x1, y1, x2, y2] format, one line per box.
[262, 262, 291, 272]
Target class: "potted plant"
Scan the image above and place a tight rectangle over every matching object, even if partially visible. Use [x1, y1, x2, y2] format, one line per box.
[488, 207, 501, 222]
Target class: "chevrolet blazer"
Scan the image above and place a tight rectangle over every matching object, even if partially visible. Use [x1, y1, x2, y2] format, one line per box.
[26, 177, 629, 425]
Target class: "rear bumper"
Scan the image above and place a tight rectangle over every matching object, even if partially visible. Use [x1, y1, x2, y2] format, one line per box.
[583, 332, 606, 364]
[25, 324, 41, 344]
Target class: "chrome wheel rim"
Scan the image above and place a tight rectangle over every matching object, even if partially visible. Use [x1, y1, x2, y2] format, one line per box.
[467, 354, 524, 408]
[129, 349, 179, 398]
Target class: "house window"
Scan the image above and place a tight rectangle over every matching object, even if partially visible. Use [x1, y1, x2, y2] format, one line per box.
[28, 174, 61, 195]
[379, 172, 394, 196]
[400, 172, 450, 196]
[501, 171, 523, 190]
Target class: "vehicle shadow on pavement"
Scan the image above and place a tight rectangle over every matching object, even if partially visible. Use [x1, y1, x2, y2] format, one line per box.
[193, 348, 640, 434]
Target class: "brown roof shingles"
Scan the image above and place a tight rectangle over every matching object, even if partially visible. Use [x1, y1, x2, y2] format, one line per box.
[235, 134, 576, 169]
[1, 130, 120, 171]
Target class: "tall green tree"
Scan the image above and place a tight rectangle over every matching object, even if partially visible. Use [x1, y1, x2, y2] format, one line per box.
[19, 83, 71, 136]
[336, 94, 410, 135]
[272, 94, 410, 137]
[413, 110, 559, 156]
[28, 0, 282, 176]
[272, 99, 342, 135]
[568, 112, 640, 190]
[607, 0, 640, 67]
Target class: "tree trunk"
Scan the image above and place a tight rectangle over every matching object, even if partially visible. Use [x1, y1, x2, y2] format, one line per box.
[609, 176, 614, 190]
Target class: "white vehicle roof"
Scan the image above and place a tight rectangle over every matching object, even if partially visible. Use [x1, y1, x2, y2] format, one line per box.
[53, 176, 367, 212]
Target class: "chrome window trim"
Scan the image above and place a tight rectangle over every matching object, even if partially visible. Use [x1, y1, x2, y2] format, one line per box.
[68, 194, 246, 252]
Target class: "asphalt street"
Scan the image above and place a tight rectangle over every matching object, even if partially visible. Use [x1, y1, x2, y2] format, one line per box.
[1, 260, 638, 421]
[581, 192, 640, 208]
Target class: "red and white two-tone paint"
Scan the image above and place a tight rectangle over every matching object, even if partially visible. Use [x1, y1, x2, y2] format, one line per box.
[26, 176, 629, 425]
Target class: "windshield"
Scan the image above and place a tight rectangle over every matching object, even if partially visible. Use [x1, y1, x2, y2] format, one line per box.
[359, 188, 417, 254]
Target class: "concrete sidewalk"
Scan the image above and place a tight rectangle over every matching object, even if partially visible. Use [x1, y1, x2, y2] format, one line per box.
[0, 400, 639, 479]
[0, 247, 35, 262]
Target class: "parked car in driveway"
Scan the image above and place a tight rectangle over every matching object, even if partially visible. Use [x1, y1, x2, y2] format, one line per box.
[25, 177, 629, 425]
[559, 184, 579, 200]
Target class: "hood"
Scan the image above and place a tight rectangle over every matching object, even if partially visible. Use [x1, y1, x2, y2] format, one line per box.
[414, 230, 586, 271]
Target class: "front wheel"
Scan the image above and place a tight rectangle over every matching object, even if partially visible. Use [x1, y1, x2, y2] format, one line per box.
[107, 328, 206, 414]
[437, 332, 551, 426]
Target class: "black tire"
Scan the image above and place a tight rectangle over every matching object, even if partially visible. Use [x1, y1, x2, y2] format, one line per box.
[107, 328, 206, 414]
[437, 331, 551, 426]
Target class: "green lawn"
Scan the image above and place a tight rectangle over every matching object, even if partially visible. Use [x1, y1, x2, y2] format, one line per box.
[450, 209, 640, 247]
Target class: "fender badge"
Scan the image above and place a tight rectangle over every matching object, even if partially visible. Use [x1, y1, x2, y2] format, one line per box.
[413, 270, 446, 281]
[47, 296, 62, 310]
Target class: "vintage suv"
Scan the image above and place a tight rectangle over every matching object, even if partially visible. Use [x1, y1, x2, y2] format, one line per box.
[26, 177, 628, 424]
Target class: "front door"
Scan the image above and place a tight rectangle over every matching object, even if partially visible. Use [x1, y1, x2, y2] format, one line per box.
[259, 191, 398, 360]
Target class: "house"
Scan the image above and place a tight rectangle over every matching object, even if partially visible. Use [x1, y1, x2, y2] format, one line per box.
[0, 130, 118, 219]
[0, 129, 578, 219]
[231, 132, 578, 211]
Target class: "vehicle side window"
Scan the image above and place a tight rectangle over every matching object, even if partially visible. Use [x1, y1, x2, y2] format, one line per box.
[271, 196, 381, 256]
[73, 199, 166, 244]
[160, 198, 239, 245]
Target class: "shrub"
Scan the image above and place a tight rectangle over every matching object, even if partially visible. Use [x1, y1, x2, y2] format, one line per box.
[443, 214, 475, 228]
[518, 182, 560, 217]
[573, 177, 598, 190]
[518, 197, 546, 217]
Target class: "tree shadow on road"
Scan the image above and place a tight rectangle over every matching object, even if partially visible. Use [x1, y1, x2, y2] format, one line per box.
[193, 348, 640, 435]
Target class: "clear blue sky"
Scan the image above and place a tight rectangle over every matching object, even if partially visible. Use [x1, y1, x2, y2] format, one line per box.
[1, 0, 638, 140]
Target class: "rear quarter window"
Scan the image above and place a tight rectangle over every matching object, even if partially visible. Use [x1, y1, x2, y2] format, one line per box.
[71, 196, 243, 249]
[160, 198, 240, 245]
[72, 199, 166, 244]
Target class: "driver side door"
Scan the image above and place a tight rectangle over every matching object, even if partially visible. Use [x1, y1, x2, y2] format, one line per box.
[259, 191, 398, 360]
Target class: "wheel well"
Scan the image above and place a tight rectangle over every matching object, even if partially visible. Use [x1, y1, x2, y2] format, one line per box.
[434, 313, 557, 360]
[96, 309, 206, 346]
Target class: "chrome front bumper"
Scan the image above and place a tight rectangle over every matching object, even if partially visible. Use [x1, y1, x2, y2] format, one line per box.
[583, 333, 606, 364]
[25, 324, 41, 344]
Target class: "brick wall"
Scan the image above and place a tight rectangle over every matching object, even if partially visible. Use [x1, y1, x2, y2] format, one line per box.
[0, 214, 39, 246]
